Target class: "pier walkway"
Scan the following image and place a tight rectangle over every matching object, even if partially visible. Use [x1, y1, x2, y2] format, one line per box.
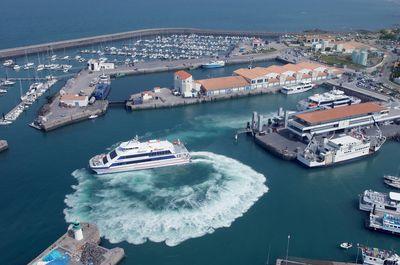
[0, 28, 284, 59]
[276, 258, 358, 265]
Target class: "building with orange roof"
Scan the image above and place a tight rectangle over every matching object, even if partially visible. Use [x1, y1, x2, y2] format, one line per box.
[287, 102, 389, 138]
[197, 76, 250, 96]
[59, 94, 89, 107]
[233, 61, 341, 89]
[174, 70, 199, 98]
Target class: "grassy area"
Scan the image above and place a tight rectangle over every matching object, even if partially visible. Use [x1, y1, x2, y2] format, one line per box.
[319, 54, 364, 70]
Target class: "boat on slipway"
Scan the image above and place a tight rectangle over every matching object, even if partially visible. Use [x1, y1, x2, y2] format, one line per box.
[89, 138, 191, 174]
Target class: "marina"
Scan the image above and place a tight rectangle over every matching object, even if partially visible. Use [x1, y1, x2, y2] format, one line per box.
[28, 223, 124, 265]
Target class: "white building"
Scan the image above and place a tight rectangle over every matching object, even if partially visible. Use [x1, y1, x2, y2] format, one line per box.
[87, 59, 115, 72]
[174, 70, 199, 98]
[352, 50, 368, 66]
[233, 62, 342, 89]
[59, 94, 89, 107]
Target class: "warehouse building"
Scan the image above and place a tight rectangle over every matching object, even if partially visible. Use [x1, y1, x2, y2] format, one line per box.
[196, 76, 250, 96]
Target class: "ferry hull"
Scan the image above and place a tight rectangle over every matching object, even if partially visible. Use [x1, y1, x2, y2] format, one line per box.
[90, 156, 191, 175]
[297, 151, 376, 168]
[366, 219, 400, 237]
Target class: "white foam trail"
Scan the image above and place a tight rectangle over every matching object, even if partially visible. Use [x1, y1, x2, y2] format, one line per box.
[64, 152, 268, 246]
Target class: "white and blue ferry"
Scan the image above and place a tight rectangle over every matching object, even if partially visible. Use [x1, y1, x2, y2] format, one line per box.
[89, 138, 191, 174]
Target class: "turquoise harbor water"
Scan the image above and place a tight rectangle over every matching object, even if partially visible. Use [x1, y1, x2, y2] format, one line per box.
[1, 1, 400, 264]
[1, 62, 400, 264]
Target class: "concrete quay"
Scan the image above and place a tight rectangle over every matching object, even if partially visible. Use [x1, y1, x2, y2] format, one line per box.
[28, 223, 124, 265]
[0, 27, 284, 59]
[34, 52, 281, 131]
[127, 86, 281, 111]
[0, 140, 8, 152]
[276, 258, 358, 265]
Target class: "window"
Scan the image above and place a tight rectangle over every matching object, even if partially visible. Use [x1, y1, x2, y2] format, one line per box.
[102, 156, 108, 164]
[109, 150, 118, 159]
[111, 155, 176, 167]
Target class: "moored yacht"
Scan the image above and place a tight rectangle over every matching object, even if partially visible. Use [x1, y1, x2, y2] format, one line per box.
[298, 89, 361, 110]
[201, 60, 225, 69]
[89, 138, 191, 174]
[359, 190, 400, 213]
[281, 82, 315, 95]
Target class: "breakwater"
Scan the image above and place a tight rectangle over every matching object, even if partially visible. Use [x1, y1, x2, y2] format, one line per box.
[0, 28, 283, 59]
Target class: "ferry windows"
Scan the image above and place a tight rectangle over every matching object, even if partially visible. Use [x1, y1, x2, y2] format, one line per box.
[102, 156, 108, 164]
[109, 150, 118, 159]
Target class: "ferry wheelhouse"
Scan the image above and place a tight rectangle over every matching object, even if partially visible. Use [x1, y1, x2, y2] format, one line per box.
[89, 138, 191, 174]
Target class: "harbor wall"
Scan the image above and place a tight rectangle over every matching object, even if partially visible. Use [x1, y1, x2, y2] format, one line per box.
[41, 101, 108, 131]
[0, 28, 283, 59]
[323, 81, 390, 102]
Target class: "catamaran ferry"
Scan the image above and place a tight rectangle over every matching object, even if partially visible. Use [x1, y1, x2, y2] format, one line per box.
[297, 89, 361, 110]
[359, 190, 400, 213]
[297, 132, 386, 168]
[280, 82, 315, 95]
[89, 138, 191, 174]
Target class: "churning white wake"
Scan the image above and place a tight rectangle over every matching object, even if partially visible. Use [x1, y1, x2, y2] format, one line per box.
[64, 152, 268, 246]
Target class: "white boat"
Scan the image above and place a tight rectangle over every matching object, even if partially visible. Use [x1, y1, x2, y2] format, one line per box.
[88, 114, 98, 119]
[384, 175, 400, 189]
[1, 80, 16, 86]
[23, 62, 35, 70]
[0, 119, 12, 125]
[297, 132, 386, 168]
[13, 64, 21, 71]
[359, 190, 400, 213]
[3, 59, 14, 67]
[0, 89, 7, 95]
[36, 64, 45, 71]
[201, 60, 225, 68]
[89, 138, 191, 174]
[281, 82, 315, 95]
[297, 89, 361, 110]
[360, 245, 399, 265]
[340, 242, 352, 249]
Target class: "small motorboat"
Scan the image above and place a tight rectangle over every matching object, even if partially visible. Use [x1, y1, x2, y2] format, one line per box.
[340, 242, 353, 249]
[384, 175, 400, 189]
[88, 114, 98, 119]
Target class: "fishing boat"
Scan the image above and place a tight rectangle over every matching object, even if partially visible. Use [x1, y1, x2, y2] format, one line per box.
[360, 245, 399, 265]
[340, 242, 353, 249]
[384, 175, 400, 189]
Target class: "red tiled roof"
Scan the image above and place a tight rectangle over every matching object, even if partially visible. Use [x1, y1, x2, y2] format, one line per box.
[198, 76, 249, 91]
[175, 70, 192, 80]
[295, 102, 385, 125]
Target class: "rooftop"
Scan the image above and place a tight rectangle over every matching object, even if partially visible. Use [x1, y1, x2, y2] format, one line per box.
[197, 76, 249, 91]
[295, 102, 385, 125]
[60, 94, 88, 101]
[175, 70, 192, 80]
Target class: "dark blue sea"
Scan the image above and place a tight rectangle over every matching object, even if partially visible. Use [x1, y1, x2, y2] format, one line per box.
[1, 1, 400, 265]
